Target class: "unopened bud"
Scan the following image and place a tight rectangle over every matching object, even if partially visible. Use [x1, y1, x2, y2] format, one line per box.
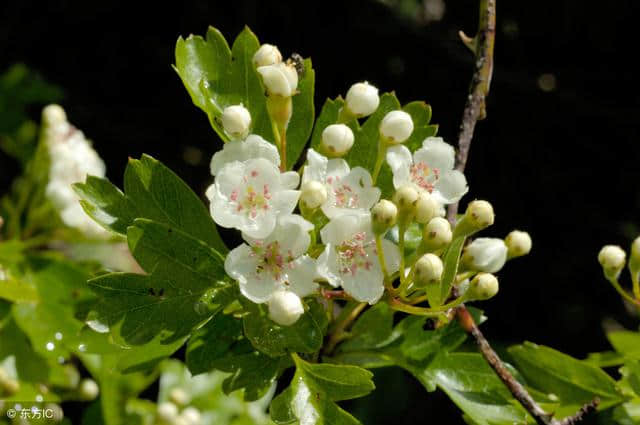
[371, 200, 398, 234]
[157, 402, 179, 422]
[300, 181, 328, 210]
[422, 217, 453, 251]
[465, 200, 495, 230]
[253, 44, 282, 67]
[268, 290, 304, 326]
[414, 253, 444, 288]
[170, 388, 190, 406]
[345, 82, 380, 117]
[257, 62, 298, 97]
[379, 110, 414, 144]
[0, 367, 19, 396]
[180, 407, 202, 425]
[598, 245, 626, 279]
[462, 238, 508, 273]
[321, 124, 354, 156]
[44, 404, 64, 422]
[467, 273, 499, 301]
[221, 104, 251, 140]
[78, 378, 99, 401]
[393, 186, 419, 221]
[42, 104, 67, 126]
[505, 230, 532, 258]
[415, 192, 439, 224]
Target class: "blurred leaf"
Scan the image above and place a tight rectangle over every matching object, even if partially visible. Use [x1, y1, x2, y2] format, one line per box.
[585, 350, 625, 368]
[508, 342, 625, 416]
[271, 354, 374, 425]
[608, 330, 640, 360]
[75, 154, 227, 253]
[428, 235, 465, 307]
[174, 26, 273, 143]
[286, 58, 315, 169]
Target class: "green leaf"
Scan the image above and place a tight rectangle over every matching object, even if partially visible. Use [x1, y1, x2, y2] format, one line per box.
[186, 313, 245, 375]
[508, 342, 625, 415]
[428, 235, 466, 307]
[608, 330, 640, 360]
[0, 276, 39, 303]
[585, 350, 625, 367]
[242, 298, 324, 357]
[310, 97, 344, 152]
[174, 26, 272, 143]
[271, 355, 374, 425]
[400, 316, 468, 361]
[621, 361, 640, 397]
[75, 154, 226, 253]
[402, 101, 438, 152]
[286, 58, 315, 169]
[337, 303, 395, 353]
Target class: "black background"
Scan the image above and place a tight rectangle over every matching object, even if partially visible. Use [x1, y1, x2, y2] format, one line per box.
[1, 0, 639, 423]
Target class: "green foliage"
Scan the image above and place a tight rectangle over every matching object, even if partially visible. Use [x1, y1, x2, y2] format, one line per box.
[427, 235, 466, 307]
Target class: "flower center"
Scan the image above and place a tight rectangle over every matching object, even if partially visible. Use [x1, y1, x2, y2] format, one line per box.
[231, 172, 272, 219]
[336, 232, 375, 276]
[327, 176, 359, 208]
[251, 241, 295, 281]
[410, 162, 439, 192]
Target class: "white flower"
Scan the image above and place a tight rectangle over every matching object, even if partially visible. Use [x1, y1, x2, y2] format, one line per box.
[253, 44, 282, 67]
[257, 62, 298, 97]
[386, 137, 468, 206]
[210, 134, 279, 176]
[321, 124, 354, 156]
[206, 158, 300, 239]
[225, 215, 318, 304]
[379, 110, 413, 144]
[43, 104, 108, 237]
[462, 238, 508, 273]
[317, 213, 400, 304]
[221, 104, 251, 140]
[302, 149, 380, 219]
[268, 290, 305, 326]
[345, 82, 380, 117]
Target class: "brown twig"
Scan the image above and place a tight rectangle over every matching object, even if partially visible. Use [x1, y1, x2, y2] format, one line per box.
[448, 2, 599, 423]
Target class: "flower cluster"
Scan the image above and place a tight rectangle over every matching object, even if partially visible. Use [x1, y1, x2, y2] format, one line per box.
[42, 105, 108, 237]
[204, 43, 533, 326]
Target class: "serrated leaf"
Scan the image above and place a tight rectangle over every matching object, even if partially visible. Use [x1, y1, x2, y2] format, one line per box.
[174, 26, 272, 143]
[242, 299, 324, 357]
[75, 154, 226, 253]
[428, 235, 465, 307]
[508, 342, 625, 415]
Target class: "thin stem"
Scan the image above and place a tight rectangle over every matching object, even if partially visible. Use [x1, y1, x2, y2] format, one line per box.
[279, 126, 287, 172]
[607, 276, 640, 307]
[371, 138, 386, 184]
[397, 224, 407, 291]
[388, 297, 446, 317]
[393, 294, 468, 313]
[325, 302, 367, 355]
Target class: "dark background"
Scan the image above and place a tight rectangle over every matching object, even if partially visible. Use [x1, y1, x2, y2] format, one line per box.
[1, 0, 639, 423]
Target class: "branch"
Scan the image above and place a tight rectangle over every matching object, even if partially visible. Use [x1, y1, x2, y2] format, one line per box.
[456, 306, 599, 425]
[447, 0, 496, 223]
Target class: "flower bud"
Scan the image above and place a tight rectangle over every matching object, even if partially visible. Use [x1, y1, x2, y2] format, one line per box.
[422, 217, 453, 251]
[257, 62, 298, 97]
[42, 104, 67, 126]
[415, 192, 439, 224]
[505, 230, 532, 258]
[379, 110, 414, 144]
[467, 273, 499, 301]
[345, 82, 380, 117]
[462, 238, 508, 273]
[78, 378, 99, 401]
[169, 388, 190, 406]
[321, 124, 354, 156]
[300, 180, 328, 210]
[221, 104, 251, 140]
[0, 367, 19, 396]
[598, 245, 626, 279]
[371, 200, 398, 234]
[414, 253, 444, 288]
[180, 407, 202, 425]
[157, 402, 179, 422]
[268, 290, 304, 326]
[393, 185, 419, 220]
[465, 200, 495, 230]
[253, 43, 282, 67]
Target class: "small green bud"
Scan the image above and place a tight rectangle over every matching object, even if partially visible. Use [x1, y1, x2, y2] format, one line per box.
[505, 230, 532, 258]
[467, 273, 499, 301]
[414, 253, 444, 288]
[393, 185, 419, 223]
[371, 200, 398, 234]
[78, 378, 99, 401]
[598, 245, 626, 279]
[300, 180, 327, 210]
[415, 192, 439, 224]
[422, 217, 453, 251]
[465, 200, 495, 230]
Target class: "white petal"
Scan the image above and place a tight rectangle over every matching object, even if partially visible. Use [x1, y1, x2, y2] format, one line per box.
[275, 215, 314, 258]
[301, 148, 328, 184]
[225, 244, 278, 303]
[272, 189, 300, 216]
[210, 135, 280, 176]
[432, 170, 468, 204]
[238, 210, 278, 239]
[319, 213, 371, 245]
[380, 239, 401, 274]
[386, 145, 413, 189]
[322, 167, 380, 218]
[340, 244, 385, 304]
[325, 158, 350, 180]
[316, 245, 341, 288]
[416, 137, 455, 171]
[285, 256, 319, 298]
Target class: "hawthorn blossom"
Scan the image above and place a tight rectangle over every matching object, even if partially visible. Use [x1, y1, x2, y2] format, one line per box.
[386, 137, 468, 207]
[225, 215, 318, 304]
[207, 157, 300, 239]
[302, 149, 380, 218]
[462, 238, 508, 273]
[210, 134, 280, 176]
[317, 213, 400, 304]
